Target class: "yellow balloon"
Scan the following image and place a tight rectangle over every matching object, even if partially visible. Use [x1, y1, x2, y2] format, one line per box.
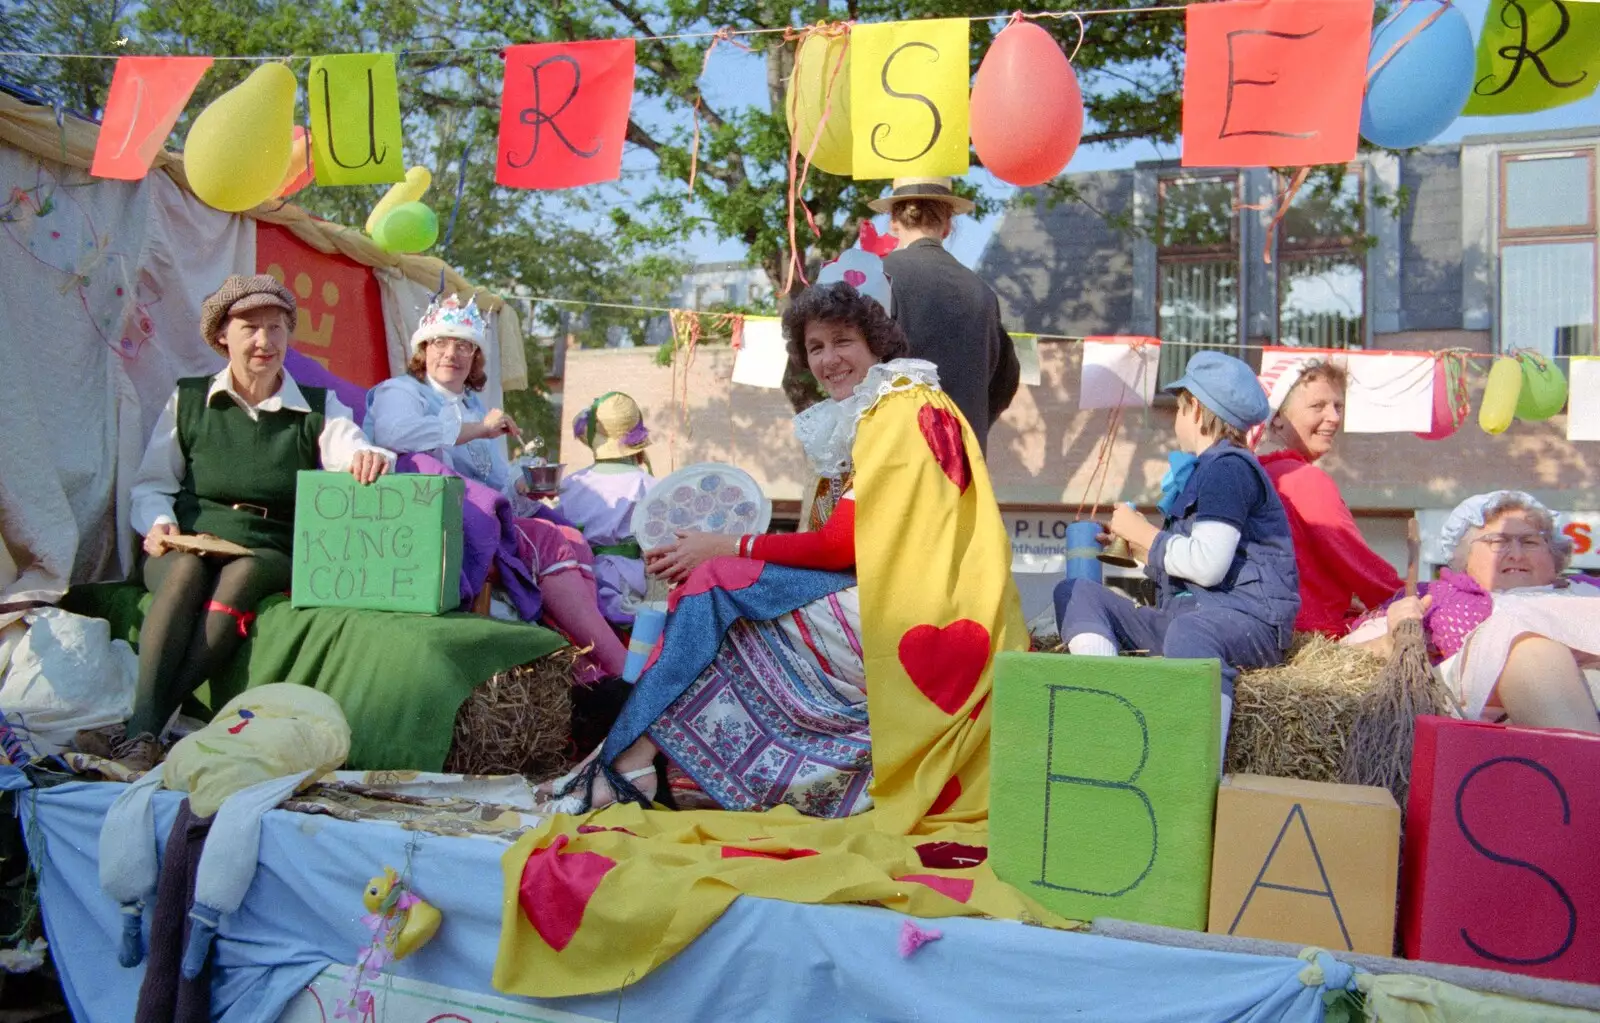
[366, 166, 433, 235]
[1478, 356, 1522, 435]
[786, 33, 853, 177]
[184, 64, 297, 213]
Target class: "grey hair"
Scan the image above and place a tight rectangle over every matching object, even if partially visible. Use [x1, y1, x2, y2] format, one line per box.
[1449, 493, 1574, 573]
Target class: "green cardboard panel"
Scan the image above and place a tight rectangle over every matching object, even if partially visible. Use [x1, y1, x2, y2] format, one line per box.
[291, 471, 464, 615]
[991, 651, 1220, 930]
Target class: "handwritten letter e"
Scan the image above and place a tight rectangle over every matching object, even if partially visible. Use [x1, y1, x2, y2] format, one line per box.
[1180, 0, 1372, 168]
[496, 40, 636, 191]
[91, 57, 214, 181]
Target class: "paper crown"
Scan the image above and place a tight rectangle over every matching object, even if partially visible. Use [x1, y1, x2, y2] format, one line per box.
[411, 294, 487, 350]
[818, 224, 894, 313]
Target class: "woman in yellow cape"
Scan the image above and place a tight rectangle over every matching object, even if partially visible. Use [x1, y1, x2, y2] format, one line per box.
[495, 281, 1061, 998]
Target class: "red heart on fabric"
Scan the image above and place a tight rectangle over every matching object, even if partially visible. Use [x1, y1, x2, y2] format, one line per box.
[898, 620, 991, 716]
[917, 404, 971, 494]
[843, 269, 867, 286]
[901, 873, 975, 904]
[518, 834, 617, 952]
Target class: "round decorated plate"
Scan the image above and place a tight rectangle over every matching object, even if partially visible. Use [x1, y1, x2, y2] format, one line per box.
[631, 462, 771, 552]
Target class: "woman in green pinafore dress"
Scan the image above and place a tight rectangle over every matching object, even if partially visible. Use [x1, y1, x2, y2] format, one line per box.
[109, 275, 393, 756]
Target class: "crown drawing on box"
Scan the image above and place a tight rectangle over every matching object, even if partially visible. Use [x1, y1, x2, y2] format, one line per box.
[412, 294, 488, 349]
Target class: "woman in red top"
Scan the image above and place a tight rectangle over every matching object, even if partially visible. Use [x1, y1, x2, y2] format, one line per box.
[1258, 361, 1402, 636]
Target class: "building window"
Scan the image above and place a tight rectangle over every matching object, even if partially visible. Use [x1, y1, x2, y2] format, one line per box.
[1156, 174, 1240, 385]
[1499, 149, 1597, 358]
[1278, 167, 1366, 349]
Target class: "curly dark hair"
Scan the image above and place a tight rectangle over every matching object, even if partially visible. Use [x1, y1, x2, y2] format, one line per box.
[779, 282, 908, 411]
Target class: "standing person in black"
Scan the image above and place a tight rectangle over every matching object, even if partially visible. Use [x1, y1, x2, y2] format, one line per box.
[872, 177, 1021, 454]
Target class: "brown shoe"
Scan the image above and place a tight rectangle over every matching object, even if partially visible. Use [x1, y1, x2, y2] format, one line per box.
[110, 732, 163, 774]
[72, 724, 126, 760]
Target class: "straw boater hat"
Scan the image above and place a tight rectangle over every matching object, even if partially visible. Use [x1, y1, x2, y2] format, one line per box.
[410, 294, 488, 352]
[866, 177, 975, 215]
[199, 274, 298, 350]
[573, 392, 651, 460]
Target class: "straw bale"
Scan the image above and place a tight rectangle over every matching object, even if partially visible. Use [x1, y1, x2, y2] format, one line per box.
[1226, 634, 1385, 783]
[444, 649, 577, 779]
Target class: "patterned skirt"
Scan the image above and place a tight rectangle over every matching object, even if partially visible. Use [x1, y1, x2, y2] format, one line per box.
[648, 586, 873, 818]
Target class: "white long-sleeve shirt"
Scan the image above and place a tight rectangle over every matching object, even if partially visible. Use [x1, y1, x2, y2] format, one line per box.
[129, 369, 393, 535]
[1159, 520, 1242, 589]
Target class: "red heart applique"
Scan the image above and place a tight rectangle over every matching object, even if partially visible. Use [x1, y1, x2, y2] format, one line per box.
[518, 834, 617, 952]
[917, 404, 971, 494]
[898, 620, 991, 716]
[843, 269, 867, 287]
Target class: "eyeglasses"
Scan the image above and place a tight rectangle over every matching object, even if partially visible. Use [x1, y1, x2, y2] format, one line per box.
[1472, 533, 1549, 554]
[427, 339, 477, 355]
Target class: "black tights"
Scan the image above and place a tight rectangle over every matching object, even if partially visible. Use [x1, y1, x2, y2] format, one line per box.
[126, 549, 291, 737]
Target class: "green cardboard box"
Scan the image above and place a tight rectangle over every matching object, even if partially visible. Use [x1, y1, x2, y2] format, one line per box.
[291, 470, 464, 614]
[991, 650, 1220, 930]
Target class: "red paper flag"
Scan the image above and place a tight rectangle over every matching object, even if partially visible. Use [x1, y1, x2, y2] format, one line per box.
[496, 40, 636, 190]
[1180, 0, 1372, 168]
[91, 56, 214, 180]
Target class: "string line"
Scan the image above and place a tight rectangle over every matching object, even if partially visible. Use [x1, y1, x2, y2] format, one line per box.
[514, 294, 1512, 360]
[0, 4, 1195, 62]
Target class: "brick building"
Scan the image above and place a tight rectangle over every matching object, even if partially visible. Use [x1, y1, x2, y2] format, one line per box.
[560, 128, 1599, 619]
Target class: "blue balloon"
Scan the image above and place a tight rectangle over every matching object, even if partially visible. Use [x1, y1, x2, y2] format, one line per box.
[1360, 2, 1475, 150]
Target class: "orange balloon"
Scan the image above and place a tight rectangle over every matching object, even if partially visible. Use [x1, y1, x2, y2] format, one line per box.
[970, 22, 1084, 187]
[275, 126, 314, 199]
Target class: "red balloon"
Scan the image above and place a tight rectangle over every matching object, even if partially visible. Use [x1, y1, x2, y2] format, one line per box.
[1415, 357, 1461, 441]
[970, 22, 1084, 187]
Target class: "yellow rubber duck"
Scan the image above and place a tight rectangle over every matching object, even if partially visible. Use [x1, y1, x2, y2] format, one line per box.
[362, 867, 441, 960]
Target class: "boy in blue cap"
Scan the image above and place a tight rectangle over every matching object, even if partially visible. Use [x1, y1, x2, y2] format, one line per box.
[1054, 351, 1300, 750]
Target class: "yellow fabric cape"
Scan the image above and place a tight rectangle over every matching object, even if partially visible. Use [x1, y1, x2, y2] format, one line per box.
[493, 382, 1069, 998]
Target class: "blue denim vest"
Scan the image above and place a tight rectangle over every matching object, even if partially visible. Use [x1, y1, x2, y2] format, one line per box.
[1146, 440, 1300, 645]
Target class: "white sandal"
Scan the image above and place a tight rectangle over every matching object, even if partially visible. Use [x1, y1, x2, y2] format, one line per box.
[543, 764, 658, 816]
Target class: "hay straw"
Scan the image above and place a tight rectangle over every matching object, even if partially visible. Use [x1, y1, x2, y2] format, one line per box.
[444, 649, 577, 779]
[1340, 617, 1456, 806]
[1225, 634, 1386, 783]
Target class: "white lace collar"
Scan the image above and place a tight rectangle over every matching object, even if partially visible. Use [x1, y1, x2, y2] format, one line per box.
[792, 358, 942, 476]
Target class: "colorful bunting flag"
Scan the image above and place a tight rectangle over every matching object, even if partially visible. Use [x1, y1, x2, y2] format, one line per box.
[1080, 337, 1161, 409]
[850, 19, 970, 180]
[308, 53, 405, 186]
[1181, 0, 1373, 168]
[496, 40, 636, 190]
[1343, 351, 1435, 434]
[1013, 334, 1042, 387]
[1568, 358, 1600, 442]
[1463, 0, 1600, 115]
[91, 57, 213, 180]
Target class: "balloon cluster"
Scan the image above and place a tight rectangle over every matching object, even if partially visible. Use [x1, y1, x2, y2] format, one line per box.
[1478, 352, 1569, 436]
[180, 62, 437, 253]
[366, 167, 439, 254]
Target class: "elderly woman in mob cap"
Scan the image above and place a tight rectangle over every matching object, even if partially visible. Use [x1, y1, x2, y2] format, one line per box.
[82, 275, 393, 766]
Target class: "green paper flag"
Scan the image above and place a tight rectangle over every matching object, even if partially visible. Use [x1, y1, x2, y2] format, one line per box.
[1464, 0, 1600, 115]
[309, 53, 406, 186]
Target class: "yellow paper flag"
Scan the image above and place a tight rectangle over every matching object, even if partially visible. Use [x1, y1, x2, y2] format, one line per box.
[309, 53, 405, 186]
[850, 19, 970, 180]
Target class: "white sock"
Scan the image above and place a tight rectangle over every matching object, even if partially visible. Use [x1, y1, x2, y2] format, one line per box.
[1067, 633, 1118, 657]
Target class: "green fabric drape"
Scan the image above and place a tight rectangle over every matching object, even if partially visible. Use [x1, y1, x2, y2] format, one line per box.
[62, 584, 567, 770]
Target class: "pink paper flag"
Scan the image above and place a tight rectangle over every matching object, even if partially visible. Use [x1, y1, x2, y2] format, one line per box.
[92, 57, 214, 180]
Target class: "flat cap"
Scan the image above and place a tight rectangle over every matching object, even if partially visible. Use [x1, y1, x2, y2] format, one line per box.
[200, 274, 298, 343]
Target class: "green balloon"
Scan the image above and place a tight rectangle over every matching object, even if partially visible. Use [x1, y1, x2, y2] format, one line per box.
[1514, 351, 1568, 421]
[372, 201, 439, 254]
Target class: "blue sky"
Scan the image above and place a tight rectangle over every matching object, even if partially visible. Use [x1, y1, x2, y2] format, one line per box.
[674, 0, 1600, 270]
